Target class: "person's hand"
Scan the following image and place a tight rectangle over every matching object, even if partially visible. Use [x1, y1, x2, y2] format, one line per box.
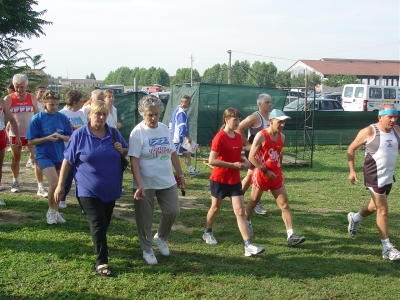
[261, 168, 277, 180]
[232, 162, 246, 170]
[245, 144, 252, 151]
[242, 158, 252, 169]
[134, 185, 145, 200]
[187, 135, 192, 144]
[54, 185, 65, 203]
[14, 137, 22, 149]
[348, 171, 358, 185]
[113, 142, 123, 154]
[116, 122, 122, 129]
[179, 177, 186, 189]
[48, 133, 60, 142]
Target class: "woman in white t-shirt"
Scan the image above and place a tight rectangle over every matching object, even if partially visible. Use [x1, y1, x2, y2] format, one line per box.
[128, 95, 185, 265]
[104, 89, 122, 129]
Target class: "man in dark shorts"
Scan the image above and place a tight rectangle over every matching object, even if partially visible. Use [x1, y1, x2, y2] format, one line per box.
[347, 105, 400, 261]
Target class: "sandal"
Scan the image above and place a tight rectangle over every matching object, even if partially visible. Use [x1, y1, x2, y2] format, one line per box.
[95, 264, 113, 277]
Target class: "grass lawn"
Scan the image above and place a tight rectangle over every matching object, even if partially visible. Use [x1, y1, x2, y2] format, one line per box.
[1, 147, 400, 299]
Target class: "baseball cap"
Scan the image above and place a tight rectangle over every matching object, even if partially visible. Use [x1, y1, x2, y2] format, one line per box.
[269, 109, 291, 120]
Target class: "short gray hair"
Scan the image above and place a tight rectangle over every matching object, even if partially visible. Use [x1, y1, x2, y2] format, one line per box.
[13, 74, 29, 85]
[138, 95, 164, 116]
[257, 93, 271, 104]
[91, 89, 104, 98]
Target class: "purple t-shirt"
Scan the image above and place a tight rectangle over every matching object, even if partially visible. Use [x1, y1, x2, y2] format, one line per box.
[64, 123, 128, 202]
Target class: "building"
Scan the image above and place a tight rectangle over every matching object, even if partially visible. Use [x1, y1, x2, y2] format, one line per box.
[287, 58, 400, 92]
[57, 78, 102, 88]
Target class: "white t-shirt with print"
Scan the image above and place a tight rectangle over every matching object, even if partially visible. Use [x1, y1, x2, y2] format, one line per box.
[128, 122, 176, 190]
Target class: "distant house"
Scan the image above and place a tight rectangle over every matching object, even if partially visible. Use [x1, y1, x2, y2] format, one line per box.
[58, 78, 102, 88]
[23, 69, 47, 77]
[287, 58, 400, 92]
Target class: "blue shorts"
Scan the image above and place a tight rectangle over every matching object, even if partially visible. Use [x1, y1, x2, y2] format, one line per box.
[174, 143, 189, 155]
[37, 158, 62, 171]
[210, 180, 243, 199]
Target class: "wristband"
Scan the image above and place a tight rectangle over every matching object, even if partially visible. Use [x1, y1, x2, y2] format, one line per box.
[261, 167, 268, 174]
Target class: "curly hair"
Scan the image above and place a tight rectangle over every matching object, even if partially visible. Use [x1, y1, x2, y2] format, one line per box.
[138, 95, 164, 116]
[42, 90, 61, 101]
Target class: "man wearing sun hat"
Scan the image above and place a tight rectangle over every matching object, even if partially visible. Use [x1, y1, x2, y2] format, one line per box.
[245, 109, 306, 247]
[347, 104, 400, 261]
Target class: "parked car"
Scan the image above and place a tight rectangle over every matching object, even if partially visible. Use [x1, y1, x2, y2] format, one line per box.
[152, 91, 170, 105]
[323, 92, 342, 102]
[283, 98, 344, 111]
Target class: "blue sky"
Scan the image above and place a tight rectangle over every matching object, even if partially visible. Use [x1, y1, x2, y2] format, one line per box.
[21, 0, 399, 80]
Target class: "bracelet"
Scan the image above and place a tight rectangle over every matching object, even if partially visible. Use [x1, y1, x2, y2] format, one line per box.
[178, 175, 184, 178]
[261, 167, 268, 174]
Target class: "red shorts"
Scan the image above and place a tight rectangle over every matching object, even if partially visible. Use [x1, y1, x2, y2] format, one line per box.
[251, 168, 284, 192]
[10, 136, 28, 146]
[0, 130, 6, 150]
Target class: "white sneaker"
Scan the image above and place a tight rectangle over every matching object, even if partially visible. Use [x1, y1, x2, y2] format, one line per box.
[347, 212, 360, 237]
[47, 209, 56, 225]
[202, 232, 218, 245]
[10, 182, 19, 193]
[55, 211, 66, 223]
[59, 201, 67, 209]
[153, 233, 170, 256]
[189, 170, 202, 178]
[0, 199, 6, 206]
[254, 201, 267, 215]
[37, 188, 48, 198]
[143, 249, 158, 265]
[382, 245, 400, 261]
[26, 159, 34, 168]
[244, 244, 265, 257]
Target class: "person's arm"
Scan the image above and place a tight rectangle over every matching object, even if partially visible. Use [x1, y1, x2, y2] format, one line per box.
[347, 126, 373, 184]
[130, 156, 145, 200]
[31, 94, 39, 114]
[208, 150, 244, 170]
[248, 131, 276, 180]
[236, 113, 259, 150]
[54, 159, 72, 203]
[171, 151, 186, 188]
[395, 125, 400, 154]
[28, 133, 61, 145]
[0, 99, 21, 148]
[176, 112, 191, 143]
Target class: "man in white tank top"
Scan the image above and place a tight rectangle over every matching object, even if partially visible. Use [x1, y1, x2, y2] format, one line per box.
[236, 94, 272, 215]
[347, 105, 400, 261]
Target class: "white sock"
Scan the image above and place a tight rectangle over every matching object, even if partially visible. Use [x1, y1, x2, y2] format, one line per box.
[353, 212, 363, 222]
[38, 182, 44, 189]
[382, 238, 391, 250]
[287, 229, 294, 239]
[13, 177, 18, 184]
[188, 165, 194, 173]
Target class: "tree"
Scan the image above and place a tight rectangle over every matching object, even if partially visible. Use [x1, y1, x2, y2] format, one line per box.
[274, 71, 291, 88]
[0, 0, 51, 90]
[202, 64, 222, 84]
[171, 68, 200, 85]
[291, 72, 321, 89]
[246, 61, 277, 87]
[323, 74, 361, 87]
[89, 72, 96, 80]
[23, 53, 45, 69]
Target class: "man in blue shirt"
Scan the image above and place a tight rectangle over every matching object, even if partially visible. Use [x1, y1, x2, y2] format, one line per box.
[169, 95, 201, 177]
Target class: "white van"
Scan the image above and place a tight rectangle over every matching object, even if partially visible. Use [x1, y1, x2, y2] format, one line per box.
[342, 84, 400, 111]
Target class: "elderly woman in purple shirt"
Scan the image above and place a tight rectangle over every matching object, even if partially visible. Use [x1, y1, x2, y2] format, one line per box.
[55, 100, 128, 277]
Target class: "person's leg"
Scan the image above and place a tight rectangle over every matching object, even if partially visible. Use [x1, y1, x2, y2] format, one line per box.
[271, 186, 293, 230]
[155, 185, 180, 240]
[184, 152, 192, 168]
[241, 169, 252, 194]
[10, 143, 21, 189]
[246, 185, 263, 221]
[28, 145, 46, 197]
[206, 196, 222, 229]
[231, 195, 250, 240]
[60, 168, 74, 207]
[133, 188, 156, 253]
[79, 197, 109, 267]
[369, 191, 388, 240]
[42, 167, 59, 211]
[0, 132, 5, 205]
[104, 200, 116, 232]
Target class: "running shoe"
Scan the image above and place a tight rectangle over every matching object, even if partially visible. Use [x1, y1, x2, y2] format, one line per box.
[244, 244, 265, 257]
[287, 233, 306, 247]
[347, 212, 360, 237]
[202, 232, 218, 245]
[254, 201, 267, 215]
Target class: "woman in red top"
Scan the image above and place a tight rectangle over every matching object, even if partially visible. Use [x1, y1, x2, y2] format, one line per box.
[202, 108, 265, 257]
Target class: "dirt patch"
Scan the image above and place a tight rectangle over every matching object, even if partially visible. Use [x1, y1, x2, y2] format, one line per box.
[0, 209, 32, 224]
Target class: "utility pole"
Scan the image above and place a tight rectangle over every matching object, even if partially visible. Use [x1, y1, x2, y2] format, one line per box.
[190, 54, 194, 86]
[227, 50, 232, 84]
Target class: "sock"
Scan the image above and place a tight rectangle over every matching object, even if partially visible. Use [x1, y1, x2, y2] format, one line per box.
[244, 239, 252, 247]
[381, 238, 391, 250]
[353, 212, 363, 223]
[13, 177, 18, 184]
[38, 182, 44, 189]
[205, 228, 212, 233]
[287, 229, 294, 239]
[188, 165, 195, 173]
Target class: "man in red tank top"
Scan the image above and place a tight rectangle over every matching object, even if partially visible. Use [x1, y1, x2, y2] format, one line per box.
[246, 109, 306, 247]
[4, 74, 39, 193]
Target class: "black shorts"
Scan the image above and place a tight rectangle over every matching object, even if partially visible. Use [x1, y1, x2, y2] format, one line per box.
[366, 183, 392, 195]
[210, 180, 243, 199]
